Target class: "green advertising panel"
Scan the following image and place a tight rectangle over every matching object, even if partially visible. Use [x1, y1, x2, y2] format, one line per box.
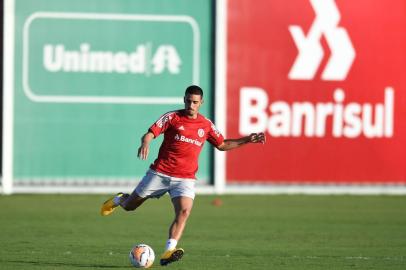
[13, 0, 214, 185]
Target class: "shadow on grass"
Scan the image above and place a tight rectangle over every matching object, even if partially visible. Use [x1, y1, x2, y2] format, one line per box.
[1, 259, 129, 269]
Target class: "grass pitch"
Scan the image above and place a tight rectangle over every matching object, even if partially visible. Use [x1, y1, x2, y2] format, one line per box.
[0, 194, 405, 270]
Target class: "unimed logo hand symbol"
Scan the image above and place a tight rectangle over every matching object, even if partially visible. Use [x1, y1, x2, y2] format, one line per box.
[288, 0, 355, 81]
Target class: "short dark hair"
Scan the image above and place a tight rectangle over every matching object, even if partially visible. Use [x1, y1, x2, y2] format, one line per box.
[185, 85, 203, 97]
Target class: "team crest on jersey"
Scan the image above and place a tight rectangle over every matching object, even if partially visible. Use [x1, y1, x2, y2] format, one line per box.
[198, 128, 205, 137]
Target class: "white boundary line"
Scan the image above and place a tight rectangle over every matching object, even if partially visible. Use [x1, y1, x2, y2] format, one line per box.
[2, 0, 15, 195]
[224, 185, 406, 195]
[0, 185, 217, 194]
[2, 185, 406, 195]
[214, 0, 227, 194]
[22, 12, 200, 104]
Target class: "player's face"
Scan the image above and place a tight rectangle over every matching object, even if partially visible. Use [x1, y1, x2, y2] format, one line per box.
[184, 94, 203, 118]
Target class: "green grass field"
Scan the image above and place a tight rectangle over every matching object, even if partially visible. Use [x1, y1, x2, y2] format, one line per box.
[0, 194, 405, 270]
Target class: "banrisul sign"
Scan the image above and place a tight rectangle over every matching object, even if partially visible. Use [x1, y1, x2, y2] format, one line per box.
[238, 0, 394, 139]
[227, 0, 406, 183]
[23, 12, 200, 104]
[5, 0, 213, 188]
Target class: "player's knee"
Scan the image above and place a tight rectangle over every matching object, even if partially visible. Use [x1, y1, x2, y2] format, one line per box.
[176, 208, 191, 220]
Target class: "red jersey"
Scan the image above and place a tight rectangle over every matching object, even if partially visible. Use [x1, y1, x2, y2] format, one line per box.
[148, 110, 224, 179]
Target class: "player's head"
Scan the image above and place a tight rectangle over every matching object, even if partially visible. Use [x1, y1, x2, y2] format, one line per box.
[184, 85, 203, 97]
[184, 85, 204, 118]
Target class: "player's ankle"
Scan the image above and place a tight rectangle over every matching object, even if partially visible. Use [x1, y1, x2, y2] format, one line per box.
[165, 239, 178, 251]
[113, 193, 128, 206]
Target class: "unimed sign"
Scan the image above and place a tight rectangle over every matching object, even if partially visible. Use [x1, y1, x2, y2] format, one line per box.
[9, 0, 214, 184]
[226, 0, 406, 183]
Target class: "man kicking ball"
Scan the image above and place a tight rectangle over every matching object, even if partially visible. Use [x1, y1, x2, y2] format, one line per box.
[101, 85, 266, 266]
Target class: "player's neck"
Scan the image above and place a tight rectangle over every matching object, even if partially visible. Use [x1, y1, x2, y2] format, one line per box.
[186, 114, 198, 119]
[182, 109, 199, 119]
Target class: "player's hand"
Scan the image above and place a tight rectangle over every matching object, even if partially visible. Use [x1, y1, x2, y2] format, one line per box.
[249, 132, 266, 144]
[137, 144, 150, 160]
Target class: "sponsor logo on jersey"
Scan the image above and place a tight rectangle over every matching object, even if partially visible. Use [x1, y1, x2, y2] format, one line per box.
[174, 134, 202, 146]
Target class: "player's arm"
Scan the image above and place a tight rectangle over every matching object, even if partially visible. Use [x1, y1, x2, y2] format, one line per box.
[138, 111, 174, 160]
[216, 132, 266, 151]
[137, 132, 155, 160]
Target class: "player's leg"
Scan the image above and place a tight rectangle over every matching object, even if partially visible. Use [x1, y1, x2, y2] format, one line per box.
[160, 179, 195, 266]
[101, 187, 149, 216]
[160, 196, 193, 265]
[168, 196, 194, 241]
[119, 191, 148, 211]
[101, 169, 166, 216]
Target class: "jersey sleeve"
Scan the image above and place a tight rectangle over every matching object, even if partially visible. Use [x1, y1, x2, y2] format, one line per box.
[148, 111, 176, 137]
[207, 122, 225, 147]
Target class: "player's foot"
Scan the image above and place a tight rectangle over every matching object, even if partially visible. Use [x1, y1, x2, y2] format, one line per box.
[100, 192, 125, 216]
[159, 248, 184, 266]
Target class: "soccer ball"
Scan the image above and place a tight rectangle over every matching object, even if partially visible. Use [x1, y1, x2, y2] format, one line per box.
[129, 244, 155, 268]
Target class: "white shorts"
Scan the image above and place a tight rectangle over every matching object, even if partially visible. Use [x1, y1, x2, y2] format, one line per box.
[134, 169, 196, 200]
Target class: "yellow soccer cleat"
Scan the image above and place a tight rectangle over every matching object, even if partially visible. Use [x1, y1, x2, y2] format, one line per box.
[160, 248, 184, 266]
[100, 193, 124, 216]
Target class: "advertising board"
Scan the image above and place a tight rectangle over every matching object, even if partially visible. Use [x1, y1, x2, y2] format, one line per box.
[226, 0, 406, 184]
[3, 0, 214, 190]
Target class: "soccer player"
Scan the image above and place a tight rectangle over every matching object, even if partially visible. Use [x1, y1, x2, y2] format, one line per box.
[101, 85, 265, 266]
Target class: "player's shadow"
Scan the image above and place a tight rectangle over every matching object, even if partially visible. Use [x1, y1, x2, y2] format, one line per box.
[2, 259, 128, 269]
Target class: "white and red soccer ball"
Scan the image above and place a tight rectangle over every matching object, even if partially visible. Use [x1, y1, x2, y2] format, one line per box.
[129, 244, 155, 268]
